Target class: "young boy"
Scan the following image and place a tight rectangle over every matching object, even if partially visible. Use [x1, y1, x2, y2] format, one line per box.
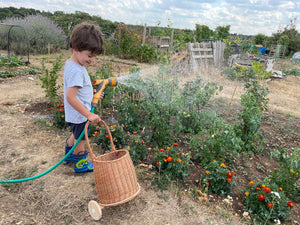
[63, 22, 104, 173]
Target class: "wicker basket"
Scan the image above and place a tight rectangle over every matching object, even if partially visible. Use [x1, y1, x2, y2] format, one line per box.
[85, 120, 140, 207]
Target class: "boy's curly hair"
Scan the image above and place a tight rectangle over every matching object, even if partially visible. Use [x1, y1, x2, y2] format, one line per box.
[69, 22, 103, 55]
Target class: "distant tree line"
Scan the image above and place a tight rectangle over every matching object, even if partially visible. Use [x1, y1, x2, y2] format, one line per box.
[0, 7, 298, 56]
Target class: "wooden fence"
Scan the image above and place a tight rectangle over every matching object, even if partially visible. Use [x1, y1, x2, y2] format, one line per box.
[187, 41, 226, 71]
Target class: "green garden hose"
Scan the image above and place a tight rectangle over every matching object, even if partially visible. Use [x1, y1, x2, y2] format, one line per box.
[0, 107, 95, 183]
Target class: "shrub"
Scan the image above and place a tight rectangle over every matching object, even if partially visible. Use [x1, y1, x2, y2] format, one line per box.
[115, 81, 144, 133]
[2, 14, 66, 53]
[134, 44, 157, 63]
[0, 53, 25, 68]
[191, 117, 243, 166]
[154, 143, 190, 181]
[222, 66, 256, 81]
[38, 54, 64, 107]
[94, 124, 125, 149]
[235, 80, 269, 151]
[181, 75, 222, 111]
[201, 161, 236, 196]
[270, 147, 300, 201]
[52, 103, 67, 129]
[243, 179, 294, 224]
[126, 133, 147, 164]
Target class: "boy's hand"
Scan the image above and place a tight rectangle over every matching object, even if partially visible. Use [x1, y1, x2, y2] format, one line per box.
[94, 90, 105, 99]
[99, 92, 104, 99]
[87, 113, 101, 124]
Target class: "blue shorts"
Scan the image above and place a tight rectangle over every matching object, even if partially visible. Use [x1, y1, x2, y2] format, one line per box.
[68, 121, 89, 140]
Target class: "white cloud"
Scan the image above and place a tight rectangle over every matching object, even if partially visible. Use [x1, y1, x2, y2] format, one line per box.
[0, 0, 299, 35]
[279, 1, 295, 9]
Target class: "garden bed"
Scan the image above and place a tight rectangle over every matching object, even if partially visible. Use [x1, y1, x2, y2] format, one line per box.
[0, 51, 299, 224]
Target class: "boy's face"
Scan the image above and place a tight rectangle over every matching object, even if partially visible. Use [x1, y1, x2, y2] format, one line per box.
[73, 49, 97, 67]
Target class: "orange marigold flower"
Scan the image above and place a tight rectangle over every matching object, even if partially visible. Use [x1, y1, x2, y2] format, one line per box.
[156, 161, 160, 165]
[60, 104, 64, 107]
[260, 184, 266, 188]
[177, 158, 182, 162]
[216, 170, 219, 173]
[141, 141, 145, 145]
[135, 140, 138, 143]
[258, 194, 265, 201]
[207, 181, 210, 187]
[264, 187, 271, 194]
[133, 131, 137, 135]
[61, 115, 64, 118]
[227, 172, 233, 178]
[96, 126, 99, 130]
[287, 201, 294, 208]
[245, 192, 249, 196]
[267, 203, 273, 209]
[160, 148, 164, 152]
[59, 108, 63, 112]
[220, 163, 226, 167]
[48, 108, 52, 111]
[167, 156, 173, 162]
[164, 158, 167, 162]
[227, 177, 233, 183]
[232, 171, 236, 176]
[278, 187, 283, 191]
[177, 151, 182, 155]
[173, 143, 178, 147]
[122, 125, 125, 129]
[255, 187, 261, 191]
[56, 105, 60, 108]
[249, 181, 254, 186]
[167, 147, 171, 150]
[205, 170, 210, 174]
[182, 161, 185, 164]
[105, 135, 109, 139]
[94, 131, 99, 135]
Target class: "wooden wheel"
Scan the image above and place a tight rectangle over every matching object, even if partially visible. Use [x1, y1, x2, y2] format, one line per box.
[88, 200, 102, 220]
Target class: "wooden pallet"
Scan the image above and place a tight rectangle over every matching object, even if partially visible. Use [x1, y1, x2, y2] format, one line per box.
[269, 45, 286, 58]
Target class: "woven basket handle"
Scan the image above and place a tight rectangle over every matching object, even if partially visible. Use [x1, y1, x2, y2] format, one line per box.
[85, 120, 117, 161]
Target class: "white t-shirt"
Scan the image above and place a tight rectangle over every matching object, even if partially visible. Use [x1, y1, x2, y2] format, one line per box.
[63, 60, 93, 124]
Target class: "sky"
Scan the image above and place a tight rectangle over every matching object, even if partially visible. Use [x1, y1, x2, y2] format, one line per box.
[0, 0, 299, 36]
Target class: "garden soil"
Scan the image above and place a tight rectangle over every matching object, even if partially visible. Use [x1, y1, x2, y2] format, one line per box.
[0, 50, 299, 225]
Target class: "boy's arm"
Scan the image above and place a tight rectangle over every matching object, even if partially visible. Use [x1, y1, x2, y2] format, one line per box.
[66, 86, 101, 123]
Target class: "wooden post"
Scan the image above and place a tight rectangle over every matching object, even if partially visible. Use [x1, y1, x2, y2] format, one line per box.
[142, 24, 146, 46]
[169, 29, 174, 52]
[48, 43, 51, 56]
[118, 25, 121, 58]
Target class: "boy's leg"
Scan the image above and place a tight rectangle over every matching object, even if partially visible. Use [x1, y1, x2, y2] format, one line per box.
[67, 133, 75, 146]
[64, 133, 75, 164]
[65, 121, 93, 172]
[73, 139, 85, 155]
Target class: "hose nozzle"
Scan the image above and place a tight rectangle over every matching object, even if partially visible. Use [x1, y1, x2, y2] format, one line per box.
[92, 77, 118, 107]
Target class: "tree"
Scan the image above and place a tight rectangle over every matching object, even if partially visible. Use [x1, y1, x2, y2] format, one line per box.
[195, 24, 213, 42]
[253, 33, 268, 46]
[214, 25, 230, 40]
[272, 17, 300, 56]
